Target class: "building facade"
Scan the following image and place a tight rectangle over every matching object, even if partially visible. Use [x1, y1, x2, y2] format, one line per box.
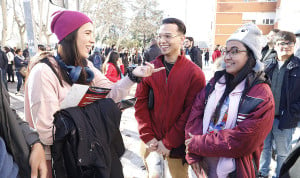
[214, 0, 278, 46]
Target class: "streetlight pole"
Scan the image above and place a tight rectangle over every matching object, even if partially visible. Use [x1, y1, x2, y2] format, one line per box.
[23, 0, 36, 56]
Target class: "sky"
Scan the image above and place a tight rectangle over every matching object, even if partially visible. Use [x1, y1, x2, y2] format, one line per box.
[158, 0, 215, 43]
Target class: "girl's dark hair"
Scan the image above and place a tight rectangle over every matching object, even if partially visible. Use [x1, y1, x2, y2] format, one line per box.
[108, 51, 122, 75]
[4, 46, 10, 53]
[212, 45, 256, 123]
[58, 29, 89, 85]
[15, 49, 21, 54]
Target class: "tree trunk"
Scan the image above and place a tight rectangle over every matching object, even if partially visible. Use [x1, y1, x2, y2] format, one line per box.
[1, 0, 8, 47]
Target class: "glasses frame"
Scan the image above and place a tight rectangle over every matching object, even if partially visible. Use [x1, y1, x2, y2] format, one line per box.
[276, 41, 295, 47]
[224, 47, 247, 57]
[156, 34, 179, 41]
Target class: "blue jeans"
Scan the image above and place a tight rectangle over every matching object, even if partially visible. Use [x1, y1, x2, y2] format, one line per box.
[259, 118, 295, 177]
[16, 71, 23, 92]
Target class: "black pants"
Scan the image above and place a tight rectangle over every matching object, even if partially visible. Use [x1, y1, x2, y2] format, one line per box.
[7, 64, 14, 82]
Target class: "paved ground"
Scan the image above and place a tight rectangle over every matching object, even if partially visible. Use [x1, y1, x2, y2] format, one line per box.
[7, 63, 299, 178]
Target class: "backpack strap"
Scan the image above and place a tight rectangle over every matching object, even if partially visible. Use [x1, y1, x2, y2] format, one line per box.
[40, 58, 64, 87]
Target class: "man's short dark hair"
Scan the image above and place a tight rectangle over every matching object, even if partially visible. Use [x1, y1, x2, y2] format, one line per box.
[274, 31, 296, 43]
[38, 44, 46, 51]
[186, 37, 194, 42]
[162, 18, 186, 35]
[271, 29, 280, 33]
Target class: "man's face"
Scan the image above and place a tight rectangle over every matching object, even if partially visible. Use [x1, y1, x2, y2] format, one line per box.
[184, 39, 192, 48]
[267, 31, 276, 45]
[157, 24, 184, 57]
[274, 40, 295, 60]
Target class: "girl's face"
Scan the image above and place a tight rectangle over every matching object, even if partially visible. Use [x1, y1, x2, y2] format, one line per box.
[224, 41, 248, 77]
[76, 22, 95, 59]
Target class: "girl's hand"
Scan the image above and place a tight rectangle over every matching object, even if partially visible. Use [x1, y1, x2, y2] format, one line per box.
[132, 62, 165, 77]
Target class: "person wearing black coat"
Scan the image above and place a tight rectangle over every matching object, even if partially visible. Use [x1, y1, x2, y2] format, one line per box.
[143, 39, 162, 62]
[0, 69, 47, 177]
[184, 37, 203, 68]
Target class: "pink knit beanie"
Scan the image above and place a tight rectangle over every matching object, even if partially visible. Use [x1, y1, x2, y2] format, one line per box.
[51, 10, 92, 42]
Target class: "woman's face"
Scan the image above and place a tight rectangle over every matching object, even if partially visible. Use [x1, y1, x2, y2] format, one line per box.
[224, 41, 248, 77]
[76, 22, 95, 59]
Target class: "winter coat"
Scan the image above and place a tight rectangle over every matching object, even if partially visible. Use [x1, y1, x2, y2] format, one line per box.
[185, 71, 275, 178]
[143, 44, 162, 62]
[135, 54, 206, 154]
[265, 55, 300, 129]
[188, 46, 203, 68]
[0, 50, 8, 70]
[105, 63, 124, 83]
[52, 98, 125, 178]
[0, 69, 40, 177]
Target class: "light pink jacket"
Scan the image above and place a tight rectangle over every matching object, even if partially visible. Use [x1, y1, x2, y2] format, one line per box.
[24, 56, 134, 159]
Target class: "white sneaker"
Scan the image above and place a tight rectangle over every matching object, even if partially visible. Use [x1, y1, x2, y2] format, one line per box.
[15, 92, 21, 96]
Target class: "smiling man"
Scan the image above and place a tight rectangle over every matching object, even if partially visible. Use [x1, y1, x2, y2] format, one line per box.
[134, 18, 206, 177]
[259, 31, 300, 178]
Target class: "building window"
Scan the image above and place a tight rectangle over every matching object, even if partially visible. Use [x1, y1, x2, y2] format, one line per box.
[263, 19, 274, 25]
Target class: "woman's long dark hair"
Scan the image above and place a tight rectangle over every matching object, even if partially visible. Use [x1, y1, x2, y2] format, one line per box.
[108, 51, 122, 76]
[58, 29, 89, 85]
[212, 45, 256, 124]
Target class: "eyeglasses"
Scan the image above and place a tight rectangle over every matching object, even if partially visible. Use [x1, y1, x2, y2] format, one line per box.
[225, 47, 247, 57]
[277, 41, 295, 47]
[156, 34, 179, 41]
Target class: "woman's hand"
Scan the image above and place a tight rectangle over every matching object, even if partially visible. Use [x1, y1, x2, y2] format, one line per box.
[29, 143, 47, 178]
[185, 132, 194, 154]
[191, 161, 208, 178]
[132, 62, 165, 77]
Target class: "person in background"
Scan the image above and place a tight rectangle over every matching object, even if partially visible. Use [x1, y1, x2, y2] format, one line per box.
[212, 44, 221, 63]
[0, 46, 8, 89]
[24, 10, 163, 178]
[184, 37, 203, 68]
[103, 51, 124, 83]
[259, 31, 300, 178]
[204, 49, 210, 66]
[185, 23, 275, 178]
[261, 29, 280, 63]
[0, 68, 47, 178]
[135, 18, 206, 178]
[4, 46, 15, 83]
[143, 38, 162, 62]
[294, 29, 300, 58]
[14, 49, 27, 95]
[88, 47, 103, 71]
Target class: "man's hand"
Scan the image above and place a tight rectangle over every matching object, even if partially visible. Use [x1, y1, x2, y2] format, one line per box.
[29, 143, 47, 178]
[133, 62, 165, 77]
[156, 141, 170, 156]
[146, 138, 158, 152]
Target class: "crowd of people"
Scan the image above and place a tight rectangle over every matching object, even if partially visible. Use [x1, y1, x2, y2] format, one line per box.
[0, 9, 300, 178]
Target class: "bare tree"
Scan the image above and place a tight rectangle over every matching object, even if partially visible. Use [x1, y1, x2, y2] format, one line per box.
[12, 0, 26, 49]
[130, 0, 163, 48]
[1, 0, 8, 47]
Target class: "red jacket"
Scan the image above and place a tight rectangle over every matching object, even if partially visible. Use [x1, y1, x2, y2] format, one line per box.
[185, 74, 275, 178]
[135, 55, 206, 150]
[212, 50, 221, 63]
[105, 63, 124, 83]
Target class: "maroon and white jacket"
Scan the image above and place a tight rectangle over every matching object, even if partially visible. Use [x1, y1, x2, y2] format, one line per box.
[185, 72, 275, 178]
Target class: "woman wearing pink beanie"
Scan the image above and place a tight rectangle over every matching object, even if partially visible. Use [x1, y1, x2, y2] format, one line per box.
[24, 10, 164, 178]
